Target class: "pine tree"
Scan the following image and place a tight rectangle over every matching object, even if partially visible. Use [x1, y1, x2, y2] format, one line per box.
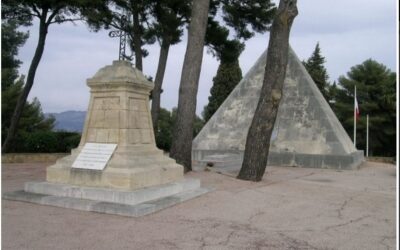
[169, 0, 210, 172]
[1, 20, 55, 152]
[238, 0, 298, 181]
[202, 0, 276, 123]
[303, 43, 330, 100]
[1, 20, 29, 91]
[334, 59, 396, 156]
[1, 0, 108, 153]
[202, 40, 243, 122]
[148, 0, 191, 131]
[171, 0, 276, 172]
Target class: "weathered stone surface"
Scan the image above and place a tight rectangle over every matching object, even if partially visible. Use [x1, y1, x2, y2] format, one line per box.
[24, 178, 200, 205]
[192, 47, 364, 169]
[3, 179, 210, 217]
[47, 61, 184, 190]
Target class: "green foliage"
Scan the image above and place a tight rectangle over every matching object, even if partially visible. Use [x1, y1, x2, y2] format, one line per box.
[2, 0, 108, 153]
[193, 112, 205, 137]
[155, 108, 174, 151]
[2, 94, 56, 152]
[333, 59, 396, 156]
[303, 43, 330, 100]
[2, 0, 108, 26]
[203, 60, 243, 122]
[1, 15, 56, 152]
[84, 0, 154, 60]
[25, 131, 58, 153]
[145, 0, 191, 47]
[221, 0, 276, 39]
[54, 131, 81, 152]
[1, 20, 29, 91]
[13, 130, 81, 153]
[202, 0, 274, 123]
[205, 0, 275, 61]
[155, 108, 204, 152]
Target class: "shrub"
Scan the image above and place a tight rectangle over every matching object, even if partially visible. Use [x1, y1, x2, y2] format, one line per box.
[25, 131, 58, 153]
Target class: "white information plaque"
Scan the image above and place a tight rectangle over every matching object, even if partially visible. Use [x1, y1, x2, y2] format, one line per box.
[72, 143, 117, 170]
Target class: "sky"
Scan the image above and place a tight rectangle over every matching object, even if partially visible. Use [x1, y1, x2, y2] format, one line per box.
[17, 0, 398, 115]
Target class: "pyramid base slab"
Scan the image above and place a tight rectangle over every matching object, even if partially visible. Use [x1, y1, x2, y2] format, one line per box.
[193, 149, 364, 170]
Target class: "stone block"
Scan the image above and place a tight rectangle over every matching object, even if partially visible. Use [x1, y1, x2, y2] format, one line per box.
[3, 190, 46, 203]
[104, 110, 119, 128]
[47, 166, 70, 183]
[294, 154, 324, 168]
[96, 129, 108, 143]
[119, 110, 128, 129]
[102, 169, 132, 189]
[140, 129, 152, 144]
[129, 98, 142, 111]
[128, 129, 141, 144]
[136, 112, 150, 129]
[107, 129, 119, 143]
[69, 168, 104, 187]
[86, 128, 97, 142]
[128, 111, 137, 128]
[119, 129, 128, 145]
[2, 177, 210, 217]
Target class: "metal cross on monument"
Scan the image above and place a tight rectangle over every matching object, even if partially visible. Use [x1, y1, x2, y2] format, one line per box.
[108, 15, 133, 61]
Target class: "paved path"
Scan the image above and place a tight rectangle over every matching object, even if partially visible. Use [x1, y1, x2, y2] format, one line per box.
[2, 161, 396, 250]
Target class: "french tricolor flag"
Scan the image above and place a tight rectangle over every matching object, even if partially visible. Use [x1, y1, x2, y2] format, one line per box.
[354, 88, 360, 120]
[353, 85, 359, 147]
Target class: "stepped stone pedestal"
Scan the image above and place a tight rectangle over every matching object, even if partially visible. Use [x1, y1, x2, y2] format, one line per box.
[4, 61, 208, 216]
[47, 60, 183, 190]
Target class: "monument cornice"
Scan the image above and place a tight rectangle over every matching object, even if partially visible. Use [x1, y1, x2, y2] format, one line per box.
[87, 80, 153, 93]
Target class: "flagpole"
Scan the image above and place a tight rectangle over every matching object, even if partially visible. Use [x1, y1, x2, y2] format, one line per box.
[354, 85, 356, 148]
[366, 114, 369, 157]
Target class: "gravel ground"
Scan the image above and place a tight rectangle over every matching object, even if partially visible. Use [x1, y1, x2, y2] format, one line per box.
[1, 161, 397, 250]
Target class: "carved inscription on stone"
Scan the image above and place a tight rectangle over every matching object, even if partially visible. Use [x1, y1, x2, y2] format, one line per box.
[72, 143, 117, 170]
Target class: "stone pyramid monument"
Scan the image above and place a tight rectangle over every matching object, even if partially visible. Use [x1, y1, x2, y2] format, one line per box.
[4, 61, 208, 217]
[193, 47, 364, 170]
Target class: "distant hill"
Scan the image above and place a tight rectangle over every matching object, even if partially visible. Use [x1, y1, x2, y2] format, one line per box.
[46, 111, 86, 133]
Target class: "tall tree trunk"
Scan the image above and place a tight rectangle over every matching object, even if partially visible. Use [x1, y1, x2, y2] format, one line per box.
[170, 0, 210, 172]
[132, 13, 143, 71]
[151, 40, 170, 132]
[2, 13, 49, 153]
[237, 0, 298, 181]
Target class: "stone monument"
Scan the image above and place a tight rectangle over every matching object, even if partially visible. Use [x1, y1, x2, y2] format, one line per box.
[4, 61, 208, 217]
[193, 47, 364, 170]
[47, 60, 182, 190]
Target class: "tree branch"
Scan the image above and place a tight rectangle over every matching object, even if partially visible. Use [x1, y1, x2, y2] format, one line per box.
[31, 4, 42, 17]
[45, 7, 62, 26]
[49, 17, 84, 25]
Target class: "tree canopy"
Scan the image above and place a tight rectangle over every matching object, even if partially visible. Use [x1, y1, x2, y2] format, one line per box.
[202, 58, 243, 122]
[1, 0, 110, 153]
[303, 43, 330, 100]
[333, 59, 396, 156]
[202, 0, 275, 123]
[1, 19, 55, 152]
[155, 108, 204, 152]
